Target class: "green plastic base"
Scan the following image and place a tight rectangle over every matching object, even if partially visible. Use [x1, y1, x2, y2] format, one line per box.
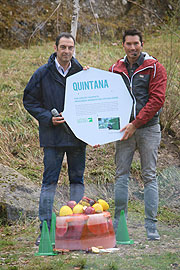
[34, 220, 58, 257]
[35, 251, 58, 256]
[116, 239, 134, 245]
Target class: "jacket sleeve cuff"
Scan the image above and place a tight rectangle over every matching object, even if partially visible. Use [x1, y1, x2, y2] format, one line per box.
[131, 119, 143, 129]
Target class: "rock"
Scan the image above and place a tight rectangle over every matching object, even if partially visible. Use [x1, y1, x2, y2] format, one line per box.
[157, 166, 180, 211]
[0, 163, 70, 224]
[128, 166, 180, 212]
[0, 164, 40, 224]
[0, 162, 114, 224]
[0, 0, 176, 48]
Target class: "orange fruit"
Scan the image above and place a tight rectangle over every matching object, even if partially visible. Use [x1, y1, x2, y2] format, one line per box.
[87, 213, 108, 235]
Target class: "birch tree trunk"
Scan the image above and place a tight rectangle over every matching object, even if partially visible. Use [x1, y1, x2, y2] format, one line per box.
[71, 0, 80, 41]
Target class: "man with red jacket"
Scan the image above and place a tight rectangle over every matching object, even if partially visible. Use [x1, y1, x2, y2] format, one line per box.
[109, 29, 167, 240]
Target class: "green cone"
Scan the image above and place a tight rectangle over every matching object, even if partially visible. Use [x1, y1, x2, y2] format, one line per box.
[50, 212, 56, 246]
[116, 210, 134, 245]
[35, 220, 57, 256]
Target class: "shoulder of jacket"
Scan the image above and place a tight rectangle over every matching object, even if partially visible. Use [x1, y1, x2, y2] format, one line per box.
[142, 53, 166, 71]
[34, 64, 49, 76]
[142, 52, 159, 66]
[34, 63, 48, 73]
[29, 64, 50, 83]
[110, 58, 125, 69]
[71, 57, 83, 70]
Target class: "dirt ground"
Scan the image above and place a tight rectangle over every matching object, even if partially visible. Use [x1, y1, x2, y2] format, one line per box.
[116, 212, 180, 258]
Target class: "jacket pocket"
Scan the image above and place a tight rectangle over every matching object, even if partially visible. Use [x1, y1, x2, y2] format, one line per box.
[133, 74, 150, 90]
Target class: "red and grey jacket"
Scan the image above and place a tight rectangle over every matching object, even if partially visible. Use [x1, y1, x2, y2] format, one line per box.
[109, 52, 167, 129]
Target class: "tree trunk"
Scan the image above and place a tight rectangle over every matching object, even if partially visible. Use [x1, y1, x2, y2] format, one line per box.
[71, 0, 80, 41]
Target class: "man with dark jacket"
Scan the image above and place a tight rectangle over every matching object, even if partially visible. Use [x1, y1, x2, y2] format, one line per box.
[109, 29, 167, 240]
[23, 32, 86, 245]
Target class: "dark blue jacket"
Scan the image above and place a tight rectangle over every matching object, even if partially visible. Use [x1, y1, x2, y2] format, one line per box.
[23, 53, 86, 148]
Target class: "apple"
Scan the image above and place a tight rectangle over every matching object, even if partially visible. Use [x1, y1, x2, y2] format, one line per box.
[84, 206, 96, 215]
[67, 200, 77, 209]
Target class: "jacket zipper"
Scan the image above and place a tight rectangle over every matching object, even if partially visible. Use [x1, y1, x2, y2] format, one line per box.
[122, 65, 154, 119]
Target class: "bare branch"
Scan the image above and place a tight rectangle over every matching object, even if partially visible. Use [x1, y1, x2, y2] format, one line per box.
[28, 0, 62, 48]
[57, 9, 60, 34]
[89, 0, 101, 61]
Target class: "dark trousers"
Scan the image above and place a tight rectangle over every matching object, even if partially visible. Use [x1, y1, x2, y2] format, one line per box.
[39, 146, 86, 229]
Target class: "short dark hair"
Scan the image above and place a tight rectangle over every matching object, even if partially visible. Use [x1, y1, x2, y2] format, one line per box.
[55, 32, 75, 47]
[123, 29, 143, 45]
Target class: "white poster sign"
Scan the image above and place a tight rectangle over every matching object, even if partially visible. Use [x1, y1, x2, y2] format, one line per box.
[63, 68, 133, 146]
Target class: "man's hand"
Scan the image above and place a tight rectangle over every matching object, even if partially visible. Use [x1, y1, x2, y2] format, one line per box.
[52, 114, 65, 126]
[120, 123, 136, 140]
[83, 66, 90, 70]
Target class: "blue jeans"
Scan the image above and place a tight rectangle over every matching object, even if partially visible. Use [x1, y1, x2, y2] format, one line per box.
[39, 146, 86, 230]
[114, 124, 161, 232]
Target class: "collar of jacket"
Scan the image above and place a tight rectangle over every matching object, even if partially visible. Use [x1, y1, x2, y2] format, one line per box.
[124, 52, 145, 67]
[47, 52, 83, 76]
[46, 52, 83, 85]
[111, 52, 158, 77]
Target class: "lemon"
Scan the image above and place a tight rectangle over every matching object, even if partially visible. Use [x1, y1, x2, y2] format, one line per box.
[73, 204, 84, 214]
[98, 199, 109, 211]
[91, 247, 100, 253]
[59, 205, 73, 216]
[92, 203, 103, 213]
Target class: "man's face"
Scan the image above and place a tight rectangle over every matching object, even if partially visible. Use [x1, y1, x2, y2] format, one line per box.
[123, 35, 143, 62]
[55, 37, 75, 65]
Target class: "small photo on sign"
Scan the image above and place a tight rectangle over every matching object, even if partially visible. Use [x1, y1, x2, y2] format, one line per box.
[98, 117, 120, 131]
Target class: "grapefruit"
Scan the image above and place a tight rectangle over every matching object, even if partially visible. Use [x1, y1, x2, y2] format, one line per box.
[73, 204, 84, 214]
[98, 199, 109, 211]
[59, 205, 73, 216]
[92, 203, 103, 213]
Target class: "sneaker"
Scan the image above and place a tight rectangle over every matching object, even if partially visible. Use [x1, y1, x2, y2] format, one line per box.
[35, 234, 41, 246]
[145, 225, 160, 241]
